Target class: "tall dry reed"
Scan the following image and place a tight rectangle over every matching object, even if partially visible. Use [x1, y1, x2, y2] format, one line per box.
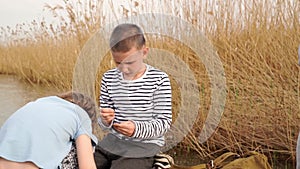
[0, 0, 299, 167]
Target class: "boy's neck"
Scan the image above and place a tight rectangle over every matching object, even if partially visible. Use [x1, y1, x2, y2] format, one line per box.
[123, 64, 147, 80]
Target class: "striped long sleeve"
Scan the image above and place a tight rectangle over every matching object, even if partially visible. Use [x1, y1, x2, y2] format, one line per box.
[98, 64, 172, 146]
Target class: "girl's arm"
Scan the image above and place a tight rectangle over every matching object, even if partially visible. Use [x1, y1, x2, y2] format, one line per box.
[76, 135, 97, 169]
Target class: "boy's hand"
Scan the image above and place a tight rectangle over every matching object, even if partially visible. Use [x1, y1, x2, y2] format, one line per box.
[113, 121, 135, 137]
[100, 108, 115, 126]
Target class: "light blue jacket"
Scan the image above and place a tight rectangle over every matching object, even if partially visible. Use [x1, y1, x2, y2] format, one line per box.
[0, 96, 97, 169]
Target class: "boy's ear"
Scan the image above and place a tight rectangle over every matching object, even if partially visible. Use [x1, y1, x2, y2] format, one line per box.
[142, 47, 149, 58]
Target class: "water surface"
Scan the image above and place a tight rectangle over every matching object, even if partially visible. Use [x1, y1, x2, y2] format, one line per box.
[0, 75, 59, 126]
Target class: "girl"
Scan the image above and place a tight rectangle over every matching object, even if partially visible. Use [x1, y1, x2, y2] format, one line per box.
[0, 91, 98, 169]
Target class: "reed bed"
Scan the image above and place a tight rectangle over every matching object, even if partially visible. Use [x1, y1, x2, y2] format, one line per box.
[0, 0, 299, 167]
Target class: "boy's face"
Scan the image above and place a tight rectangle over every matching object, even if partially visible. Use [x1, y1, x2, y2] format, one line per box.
[112, 46, 148, 80]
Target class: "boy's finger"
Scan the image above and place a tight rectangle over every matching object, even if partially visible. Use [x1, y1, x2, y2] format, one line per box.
[101, 108, 114, 113]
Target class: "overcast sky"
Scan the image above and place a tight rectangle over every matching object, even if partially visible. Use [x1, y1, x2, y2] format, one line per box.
[0, 0, 62, 28]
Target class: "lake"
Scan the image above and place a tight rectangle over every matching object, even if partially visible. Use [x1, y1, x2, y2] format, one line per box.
[0, 75, 59, 126]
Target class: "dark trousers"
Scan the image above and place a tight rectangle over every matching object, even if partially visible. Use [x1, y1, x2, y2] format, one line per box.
[94, 146, 154, 169]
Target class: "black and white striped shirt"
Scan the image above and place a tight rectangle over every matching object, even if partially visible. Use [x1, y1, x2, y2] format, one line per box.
[98, 64, 172, 146]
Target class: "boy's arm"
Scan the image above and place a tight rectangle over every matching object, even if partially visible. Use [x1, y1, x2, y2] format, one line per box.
[98, 76, 115, 130]
[132, 75, 172, 139]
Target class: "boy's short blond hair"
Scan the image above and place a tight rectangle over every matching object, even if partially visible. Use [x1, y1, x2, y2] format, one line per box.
[110, 23, 146, 52]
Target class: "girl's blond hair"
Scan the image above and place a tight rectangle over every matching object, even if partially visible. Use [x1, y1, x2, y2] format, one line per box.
[57, 91, 97, 126]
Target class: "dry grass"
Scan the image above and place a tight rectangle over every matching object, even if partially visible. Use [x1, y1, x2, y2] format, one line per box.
[0, 0, 299, 167]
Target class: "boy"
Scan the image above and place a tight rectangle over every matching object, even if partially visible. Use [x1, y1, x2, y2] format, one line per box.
[94, 23, 172, 169]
